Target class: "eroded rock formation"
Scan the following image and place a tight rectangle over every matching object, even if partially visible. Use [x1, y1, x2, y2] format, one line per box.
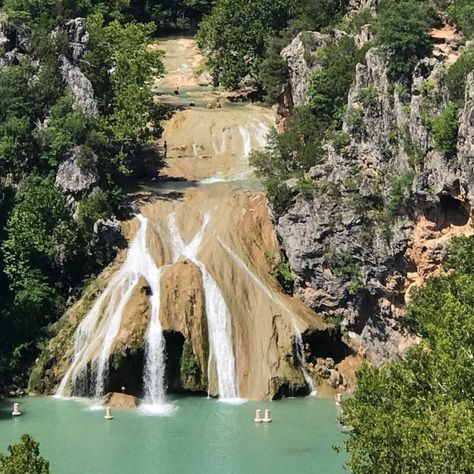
[276, 27, 474, 364]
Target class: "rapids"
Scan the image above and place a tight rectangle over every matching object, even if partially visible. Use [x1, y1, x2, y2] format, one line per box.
[55, 37, 328, 409]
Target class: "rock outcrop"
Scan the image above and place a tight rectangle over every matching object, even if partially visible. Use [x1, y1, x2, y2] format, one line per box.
[277, 35, 474, 364]
[57, 18, 98, 116]
[0, 17, 32, 66]
[55, 147, 99, 196]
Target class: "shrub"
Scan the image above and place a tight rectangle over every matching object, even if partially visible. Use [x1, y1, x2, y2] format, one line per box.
[259, 38, 289, 104]
[308, 36, 365, 126]
[448, 0, 474, 39]
[377, 0, 435, 80]
[266, 179, 293, 216]
[331, 131, 351, 152]
[0, 434, 49, 474]
[387, 173, 413, 215]
[430, 102, 459, 158]
[271, 261, 294, 294]
[358, 86, 379, 108]
[297, 178, 314, 197]
[345, 107, 365, 134]
[445, 47, 474, 105]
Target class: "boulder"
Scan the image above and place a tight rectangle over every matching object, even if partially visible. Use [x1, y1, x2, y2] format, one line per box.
[104, 392, 139, 409]
[55, 148, 99, 196]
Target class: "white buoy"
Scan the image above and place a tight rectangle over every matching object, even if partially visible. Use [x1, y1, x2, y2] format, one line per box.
[12, 403, 21, 417]
[104, 406, 113, 420]
[263, 409, 272, 423]
[254, 409, 263, 423]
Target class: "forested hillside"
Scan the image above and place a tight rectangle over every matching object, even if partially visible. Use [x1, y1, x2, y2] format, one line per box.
[0, 0, 167, 390]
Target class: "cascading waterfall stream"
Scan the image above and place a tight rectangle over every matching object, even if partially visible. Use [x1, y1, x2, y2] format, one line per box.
[167, 213, 238, 400]
[56, 215, 170, 411]
[217, 238, 316, 395]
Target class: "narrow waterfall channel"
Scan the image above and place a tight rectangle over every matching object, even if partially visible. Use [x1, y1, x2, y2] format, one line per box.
[167, 214, 238, 400]
[218, 238, 316, 395]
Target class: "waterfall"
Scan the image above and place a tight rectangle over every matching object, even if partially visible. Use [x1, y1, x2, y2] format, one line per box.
[292, 324, 316, 395]
[56, 215, 169, 408]
[167, 213, 238, 400]
[218, 238, 315, 394]
[238, 125, 252, 159]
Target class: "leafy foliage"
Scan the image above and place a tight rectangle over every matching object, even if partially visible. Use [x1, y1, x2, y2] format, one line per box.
[387, 173, 413, 214]
[0, 0, 166, 387]
[377, 0, 435, 80]
[0, 435, 50, 474]
[448, 0, 474, 39]
[445, 47, 474, 105]
[197, 0, 290, 88]
[342, 235, 474, 473]
[308, 36, 366, 126]
[429, 101, 459, 158]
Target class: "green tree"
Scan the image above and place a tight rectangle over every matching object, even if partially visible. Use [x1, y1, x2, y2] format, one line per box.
[448, 0, 474, 39]
[430, 101, 459, 158]
[85, 13, 164, 174]
[342, 235, 474, 473]
[377, 0, 435, 80]
[0, 434, 49, 474]
[197, 0, 290, 88]
[2, 176, 78, 296]
[308, 36, 366, 126]
[38, 96, 96, 167]
[445, 46, 474, 104]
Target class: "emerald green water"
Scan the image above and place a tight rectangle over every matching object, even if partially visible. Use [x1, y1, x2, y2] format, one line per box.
[0, 396, 347, 473]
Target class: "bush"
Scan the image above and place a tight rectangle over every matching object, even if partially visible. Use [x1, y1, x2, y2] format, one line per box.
[430, 102, 459, 158]
[271, 261, 294, 294]
[377, 0, 435, 80]
[337, 7, 375, 35]
[445, 47, 474, 105]
[259, 37, 289, 104]
[0, 434, 49, 474]
[448, 0, 474, 39]
[266, 179, 293, 216]
[387, 173, 413, 215]
[331, 131, 351, 152]
[358, 86, 379, 108]
[196, 0, 290, 88]
[297, 178, 314, 197]
[308, 36, 365, 126]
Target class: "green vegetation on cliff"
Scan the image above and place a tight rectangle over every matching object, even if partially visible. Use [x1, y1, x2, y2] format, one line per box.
[197, 0, 350, 89]
[342, 235, 474, 472]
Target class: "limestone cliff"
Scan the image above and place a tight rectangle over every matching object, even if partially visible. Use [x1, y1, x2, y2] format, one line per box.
[276, 24, 474, 364]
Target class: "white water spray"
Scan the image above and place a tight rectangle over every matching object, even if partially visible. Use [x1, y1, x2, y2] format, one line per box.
[218, 238, 315, 395]
[56, 215, 171, 410]
[167, 213, 238, 400]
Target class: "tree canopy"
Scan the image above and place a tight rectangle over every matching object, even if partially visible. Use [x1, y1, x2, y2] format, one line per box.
[342, 235, 474, 473]
[0, 435, 50, 474]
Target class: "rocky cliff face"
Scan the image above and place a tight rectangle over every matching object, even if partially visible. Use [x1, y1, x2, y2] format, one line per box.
[276, 29, 474, 364]
[57, 18, 99, 116]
